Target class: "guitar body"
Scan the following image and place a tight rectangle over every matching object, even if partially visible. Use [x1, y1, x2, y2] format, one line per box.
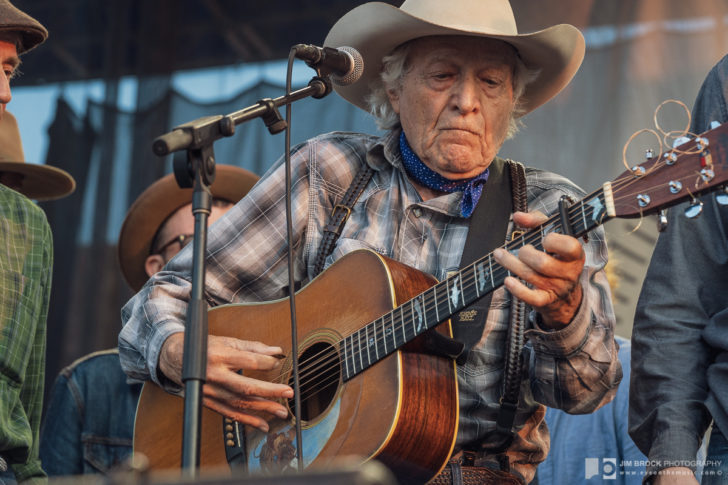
[134, 249, 458, 483]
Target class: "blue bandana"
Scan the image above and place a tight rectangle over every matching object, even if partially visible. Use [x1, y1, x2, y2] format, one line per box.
[399, 131, 489, 218]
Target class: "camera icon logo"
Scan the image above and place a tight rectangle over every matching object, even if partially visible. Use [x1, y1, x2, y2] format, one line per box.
[585, 457, 617, 480]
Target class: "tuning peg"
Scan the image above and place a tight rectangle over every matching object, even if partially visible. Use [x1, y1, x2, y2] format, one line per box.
[657, 209, 669, 232]
[684, 198, 704, 219]
[717, 186, 728, 206]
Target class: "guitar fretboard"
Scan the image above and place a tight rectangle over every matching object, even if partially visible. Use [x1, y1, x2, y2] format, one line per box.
[339, 184, 615, 381]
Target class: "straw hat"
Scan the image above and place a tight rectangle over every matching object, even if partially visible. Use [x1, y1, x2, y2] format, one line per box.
[118, 165, 259, 292]
[0, 111, 76, 200]
[324, 0, 585, 116]
[0, 0, 48, 53]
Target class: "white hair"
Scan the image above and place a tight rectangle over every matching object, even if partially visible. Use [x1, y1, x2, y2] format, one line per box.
[366, 39, 540, 138]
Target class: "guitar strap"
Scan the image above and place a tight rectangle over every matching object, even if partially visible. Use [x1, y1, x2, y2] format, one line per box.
[313, 165, 376, 276]
[453, 157, 528, 457]
[451, 157, 516, 353]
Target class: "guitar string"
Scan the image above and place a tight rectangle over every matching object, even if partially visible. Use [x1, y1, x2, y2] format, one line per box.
[273, 156, 722, 401]
[302, 164, 726, 402]
[291, 120, 720, 396]
[267, 194, 606, 396]
[282, 179, 673, 399]
[275, 184, 619, 392]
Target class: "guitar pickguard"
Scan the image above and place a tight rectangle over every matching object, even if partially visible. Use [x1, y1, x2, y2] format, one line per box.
[247, 396, 342, 473]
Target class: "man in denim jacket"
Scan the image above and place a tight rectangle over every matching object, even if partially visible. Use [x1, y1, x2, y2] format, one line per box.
[39, 167, 256, 475]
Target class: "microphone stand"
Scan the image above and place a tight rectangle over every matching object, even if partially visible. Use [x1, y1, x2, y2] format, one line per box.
[153, 76, 332, 477]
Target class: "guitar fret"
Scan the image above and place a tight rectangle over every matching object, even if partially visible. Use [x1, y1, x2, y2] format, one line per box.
[457, 274, 464, 309]
[348, 334, 356, 375]
[421, 295, 429, 330]
[373, 319, 379, 361]
[365, 325, 371, 366]
[409, 300, 416, 339]
[343, 335, 350, 380]
[400, 306, 406, 343]
[391, 312, 398, 348]
[425, 303, 438, 328]
[446, 279, 452, 314]
[461, 266, 478, 312]
[381, 316, 388, 355]
[434, 284, 440, 322]
[581, 201, 588, 232]
[488, 255, 495, 287]
[473, 262, 480, 298]
[356, 330, 364, 370]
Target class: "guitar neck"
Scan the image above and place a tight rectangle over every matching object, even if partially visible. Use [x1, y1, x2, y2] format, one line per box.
[339, 183, 616, 381]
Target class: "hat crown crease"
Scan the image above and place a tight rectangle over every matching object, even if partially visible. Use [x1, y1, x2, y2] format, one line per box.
[402, 0, 518, 35]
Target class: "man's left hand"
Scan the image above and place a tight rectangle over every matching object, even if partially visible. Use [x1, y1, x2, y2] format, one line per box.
[493, 210, 585, 330]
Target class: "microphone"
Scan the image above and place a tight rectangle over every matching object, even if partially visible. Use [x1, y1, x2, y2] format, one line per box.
[293, 44, 364, 86]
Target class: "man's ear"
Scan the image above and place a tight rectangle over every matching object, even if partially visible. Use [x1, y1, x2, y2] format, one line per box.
[145, 254, 165, 278]
[386, 88, 401, 114]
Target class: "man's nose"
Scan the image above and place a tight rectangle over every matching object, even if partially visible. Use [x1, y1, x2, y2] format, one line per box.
[0, 71, 11, 106]
[451, 76, 479, 114]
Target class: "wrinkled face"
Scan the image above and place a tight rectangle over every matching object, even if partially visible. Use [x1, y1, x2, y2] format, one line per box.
[387, 36, 516, 180]
[0, 36, 20, 116]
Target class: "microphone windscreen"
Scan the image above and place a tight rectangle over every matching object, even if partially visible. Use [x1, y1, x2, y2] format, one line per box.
[332, 46, 364, 86]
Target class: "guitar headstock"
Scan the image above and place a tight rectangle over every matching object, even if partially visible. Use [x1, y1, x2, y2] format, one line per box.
[611, 121, 728, 218]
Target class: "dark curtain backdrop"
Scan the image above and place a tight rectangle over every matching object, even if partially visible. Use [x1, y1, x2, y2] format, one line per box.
[38, 78, 378, 400]
[36, 0, 728, 403]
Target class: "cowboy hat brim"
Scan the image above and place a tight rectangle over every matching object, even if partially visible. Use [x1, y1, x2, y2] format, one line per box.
[0, 161, 76, 201]
[324, 1, 585, 116]
[117, 165, 259, 292]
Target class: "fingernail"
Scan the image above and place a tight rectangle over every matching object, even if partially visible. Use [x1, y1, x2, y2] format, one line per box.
[276, 409, 289, 419]
[283, 389, 294, 399]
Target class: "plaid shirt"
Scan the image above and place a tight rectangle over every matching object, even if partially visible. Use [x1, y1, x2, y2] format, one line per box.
[0, 185, 52, 483]
[120, 129, 620, 482]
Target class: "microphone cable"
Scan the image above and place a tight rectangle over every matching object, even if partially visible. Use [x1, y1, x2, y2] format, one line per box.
[284, 46, 305, 472]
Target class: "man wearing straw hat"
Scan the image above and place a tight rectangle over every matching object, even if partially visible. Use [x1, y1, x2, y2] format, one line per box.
[40, 166, 257, 476]
[120, 1, 621, 483]
[0, 1, 74, 483]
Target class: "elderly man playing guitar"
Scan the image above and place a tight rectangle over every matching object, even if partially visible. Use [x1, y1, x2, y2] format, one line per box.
[120, 1, 622, 483]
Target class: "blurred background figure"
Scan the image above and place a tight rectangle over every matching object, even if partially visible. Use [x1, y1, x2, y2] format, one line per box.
[630, 54, 728, 485]
[0, 1, 74, 483]
[39, 165, 257, 475]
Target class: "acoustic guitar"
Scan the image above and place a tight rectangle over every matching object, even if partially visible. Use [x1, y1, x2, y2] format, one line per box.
[134, 122, 728, 483]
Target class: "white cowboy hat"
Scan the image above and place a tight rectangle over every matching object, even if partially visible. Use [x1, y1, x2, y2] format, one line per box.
[324, 0, 585, 116]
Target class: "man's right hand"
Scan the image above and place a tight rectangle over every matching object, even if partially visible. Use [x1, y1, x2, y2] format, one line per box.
[159, 332, 294, 432]
[653, 467, 699, 485]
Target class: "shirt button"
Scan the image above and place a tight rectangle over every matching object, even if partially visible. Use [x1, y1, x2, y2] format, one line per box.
[413, 207, 422, 218]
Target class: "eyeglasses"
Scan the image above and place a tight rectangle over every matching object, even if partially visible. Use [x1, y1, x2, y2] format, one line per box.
[153, 233, 194, 255]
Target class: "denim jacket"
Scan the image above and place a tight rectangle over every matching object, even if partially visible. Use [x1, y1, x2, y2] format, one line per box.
[39, 350, 142, 475]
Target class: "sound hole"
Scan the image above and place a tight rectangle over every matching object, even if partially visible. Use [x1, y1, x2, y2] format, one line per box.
[288, 341, 341, 422]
